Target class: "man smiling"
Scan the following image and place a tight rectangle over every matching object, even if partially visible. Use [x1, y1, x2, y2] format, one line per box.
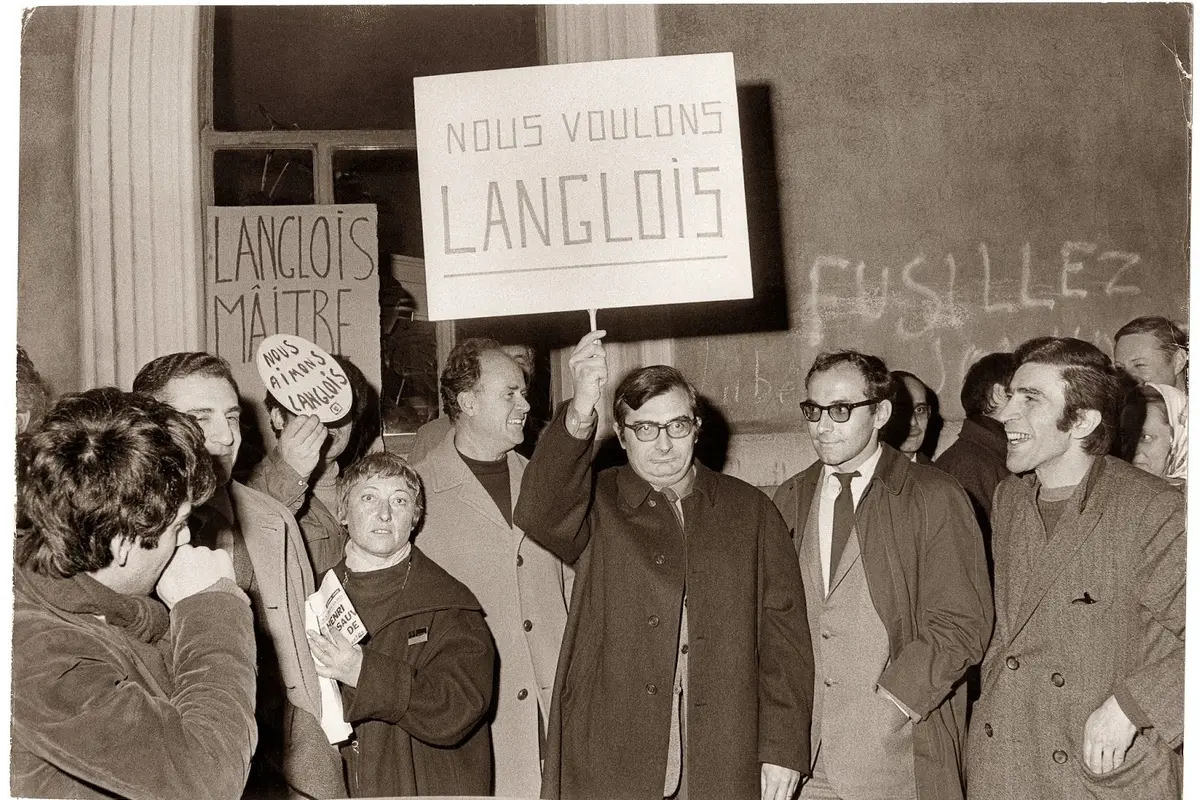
[967, 337, 1185, 799]
[773, 350, 991, 800]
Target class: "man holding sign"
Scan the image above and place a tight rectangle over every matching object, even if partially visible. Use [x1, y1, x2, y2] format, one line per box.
[134, 352, 345, 799]
[514, 331, 813, 800]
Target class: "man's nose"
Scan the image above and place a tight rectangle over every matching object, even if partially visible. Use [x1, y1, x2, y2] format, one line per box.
[209, 418, 236, 446]
[996, 396, 1018, 423]
[654, 429, 673, 451]
[816, 412, 835, 434]
[515, 393, 531, 413]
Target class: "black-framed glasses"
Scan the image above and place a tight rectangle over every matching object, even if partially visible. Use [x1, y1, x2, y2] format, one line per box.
[622, 416, 700, 442]
[799, 399, 877, 423]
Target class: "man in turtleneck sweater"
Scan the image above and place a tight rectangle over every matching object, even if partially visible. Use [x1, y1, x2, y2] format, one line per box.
[12, 388, 257, 799]
[413, 337, 571, 798]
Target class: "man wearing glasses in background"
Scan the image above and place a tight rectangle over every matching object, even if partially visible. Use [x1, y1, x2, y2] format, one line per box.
[515, 330, 814, 800]
[773, 350, 992, 800]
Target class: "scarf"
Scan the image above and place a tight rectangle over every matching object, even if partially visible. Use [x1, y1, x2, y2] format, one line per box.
[21, 568, 170, 643]
[1147, 382, 1188, 485]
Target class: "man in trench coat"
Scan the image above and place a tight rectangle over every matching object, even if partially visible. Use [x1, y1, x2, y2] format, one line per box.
[967, 337, 1185, 799]
[514, 330, 814, 800]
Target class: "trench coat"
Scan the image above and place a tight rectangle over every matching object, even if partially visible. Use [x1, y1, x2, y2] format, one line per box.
[772, 443, 993, 800]
[334, 546, 495, 797]
[966, 456, 1185, 799]
[413, 432, 571, 799]
[513, 404, 814, 800]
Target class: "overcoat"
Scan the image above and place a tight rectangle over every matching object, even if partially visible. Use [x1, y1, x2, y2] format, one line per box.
[334, 546, 495, 797]
[248, 448, 348, 576]
[966, 456, 1185, 799]
[413, 432, 571, 799]
[514, 405, 814, 800]
[230, 480, 347, 798]
[933, 415, 1010, 541]
[772, 443, 993, 800]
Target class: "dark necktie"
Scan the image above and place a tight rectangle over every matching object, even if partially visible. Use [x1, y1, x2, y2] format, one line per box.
[829, 471, 860, 575]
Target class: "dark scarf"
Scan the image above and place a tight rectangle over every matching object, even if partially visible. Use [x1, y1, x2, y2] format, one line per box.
[20, 568, 170, 643]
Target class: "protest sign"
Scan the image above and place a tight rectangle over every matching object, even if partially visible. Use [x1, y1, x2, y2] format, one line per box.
[414, 53, 752, 320]
[255, 334, 354, 423]
[204, 204, 381, 435]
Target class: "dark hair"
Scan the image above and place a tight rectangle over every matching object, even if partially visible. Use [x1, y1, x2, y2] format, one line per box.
[1013, 336, 1122, 456]
[133, 351, 239, 398]
[337, 452, 424, 526]
[265, 353, 369, 427]
[16, 345, 53, 432]
[891, 371, 928, 397]
[806, 351, 895, 407]
[16, 388, 216, 577]
[1114, 316, 1188, 356]
[440, 338, 504, 421]
[961, 352, 1017, 417]
[612, 365, 699, 428]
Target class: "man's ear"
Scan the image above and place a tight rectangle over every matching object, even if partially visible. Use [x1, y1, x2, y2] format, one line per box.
[268, 407, 287, 435]
[112, 536, 136, 568]
[612, 422, 628, 451]
[457, 390, 477, 418]
[872, 398, 893, 431]
[1070, 408, 1103, 441]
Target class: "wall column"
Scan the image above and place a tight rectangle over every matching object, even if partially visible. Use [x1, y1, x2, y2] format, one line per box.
[76, 5, 204, 388]
[542, 5, 675, 432]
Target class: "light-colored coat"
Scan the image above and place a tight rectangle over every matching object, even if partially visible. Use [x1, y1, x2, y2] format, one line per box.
[229, 480, 346, 798]
[967, 456, 1185, 799]
[414, 432, 571, 799]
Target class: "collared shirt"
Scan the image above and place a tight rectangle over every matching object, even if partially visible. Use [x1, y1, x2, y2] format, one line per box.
[817, 443, 884, 595]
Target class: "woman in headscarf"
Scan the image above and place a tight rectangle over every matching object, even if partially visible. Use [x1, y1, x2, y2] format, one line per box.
[1131, 383, 1187, 488]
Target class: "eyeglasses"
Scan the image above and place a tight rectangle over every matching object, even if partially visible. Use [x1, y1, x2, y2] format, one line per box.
[799, 398, 878, 423]
[622, 417, 700, 442]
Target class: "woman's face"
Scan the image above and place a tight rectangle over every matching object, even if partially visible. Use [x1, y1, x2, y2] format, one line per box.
[1132, 401, 1173, 478]
[341, 474, 418, 559]
[1114, 333, 1184, 388]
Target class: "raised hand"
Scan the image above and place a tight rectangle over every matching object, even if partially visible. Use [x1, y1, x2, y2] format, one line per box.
[568, 329, 608, 419]
[156, 545, 236, 609]
[278, 413, 328, 480]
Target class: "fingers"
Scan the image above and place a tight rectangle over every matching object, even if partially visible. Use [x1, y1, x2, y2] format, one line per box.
[285, 414, 327, 447]
[572, 329, 606, 355]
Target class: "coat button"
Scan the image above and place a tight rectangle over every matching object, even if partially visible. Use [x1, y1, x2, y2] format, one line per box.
[1006, 656, 1020, 670]
[646, 683, 658, 695]
[517, 554, 524, 566]
[1053, 749, 1068, 764]
[1051, 672, 1065, 687]
[823, 678, 834, 687]
[517, 689, 528, 700]
[648, 615, 660, 627]
[984, 723, 993, 738]
[654, 554, 665, 565]
[821, 631, 831, 640]
[680, 644, 689, 654]
[648, 499, 657, 507]
[523, 619, 533, 632]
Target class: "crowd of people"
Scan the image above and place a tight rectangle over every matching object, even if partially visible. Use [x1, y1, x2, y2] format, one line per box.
[9, 314, 1186, 800]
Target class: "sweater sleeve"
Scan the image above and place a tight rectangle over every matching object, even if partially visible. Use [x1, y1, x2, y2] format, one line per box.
[512, 402, 598, 565]
[11, 590, 258, 800]
[1113, 489, 1185, 747]
[246, 447, 309, 514]
[343, 608, 496, 747]
[876, 479, 994, 718]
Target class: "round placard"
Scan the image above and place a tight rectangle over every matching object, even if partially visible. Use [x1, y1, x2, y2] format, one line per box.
[255, 334, 354, 423]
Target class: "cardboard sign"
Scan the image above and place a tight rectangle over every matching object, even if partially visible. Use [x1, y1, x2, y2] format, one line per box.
[414, 53, 752, 320]
[204, 204, 382, 435]
[256, 334, 354, 423]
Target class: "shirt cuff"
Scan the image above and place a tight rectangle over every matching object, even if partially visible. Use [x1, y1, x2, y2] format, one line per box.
[564, 403, 598, 440]
[876, 683, 919, 722]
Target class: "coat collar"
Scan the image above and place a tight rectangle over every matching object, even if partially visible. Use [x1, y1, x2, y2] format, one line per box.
[616, 459, 719, 509]
[1009, 452, 1105, 514]
[957, 414, 1008, 460]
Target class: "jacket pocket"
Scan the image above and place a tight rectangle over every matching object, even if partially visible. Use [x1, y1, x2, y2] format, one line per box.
[1077, 735, 1176, 798]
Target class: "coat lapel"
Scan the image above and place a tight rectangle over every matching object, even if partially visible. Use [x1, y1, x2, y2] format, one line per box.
[1006, 463, 1106, 642]
[427, 432, 514, 533]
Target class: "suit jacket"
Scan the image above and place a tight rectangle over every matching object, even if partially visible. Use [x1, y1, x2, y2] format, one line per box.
[773, 443, 992, 800]
[966, 456, 1185, 799]
[413, 432, 571, 799]
[515, 404, 813, 800]
[247, 448, 348, 576]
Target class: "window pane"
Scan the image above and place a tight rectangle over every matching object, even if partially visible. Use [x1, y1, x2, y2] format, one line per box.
[213, 149, 314, 206]
[213, 6, 541, 131]
[333, 148, 436, 435]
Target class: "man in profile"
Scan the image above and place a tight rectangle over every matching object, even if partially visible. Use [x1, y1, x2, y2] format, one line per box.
[135, 352, 345, 799]
[11, 388, 257, 799]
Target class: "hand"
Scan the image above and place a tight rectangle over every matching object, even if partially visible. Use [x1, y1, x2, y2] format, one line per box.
[278, 414, 328, 480]
[156, 545, 236, 609]
[568, 329, 608, 418]
[1083, 695, 1137, 774]
[760, 762, 801, 800]
[307, 623, 364, 687]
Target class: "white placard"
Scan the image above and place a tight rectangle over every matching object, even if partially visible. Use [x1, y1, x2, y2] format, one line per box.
[255, 334, 354, 423]
[415, 53, 752, 320]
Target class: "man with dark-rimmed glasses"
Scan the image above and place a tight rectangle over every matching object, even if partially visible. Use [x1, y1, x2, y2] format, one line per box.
[773, 350, 992, 800]
[515, 330, 815, 800]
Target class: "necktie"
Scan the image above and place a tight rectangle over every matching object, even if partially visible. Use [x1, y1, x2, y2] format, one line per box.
[829, 471, 859, 575]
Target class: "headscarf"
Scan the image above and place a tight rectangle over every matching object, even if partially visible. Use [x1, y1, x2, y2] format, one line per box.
[1146, 382, 1188, 485]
